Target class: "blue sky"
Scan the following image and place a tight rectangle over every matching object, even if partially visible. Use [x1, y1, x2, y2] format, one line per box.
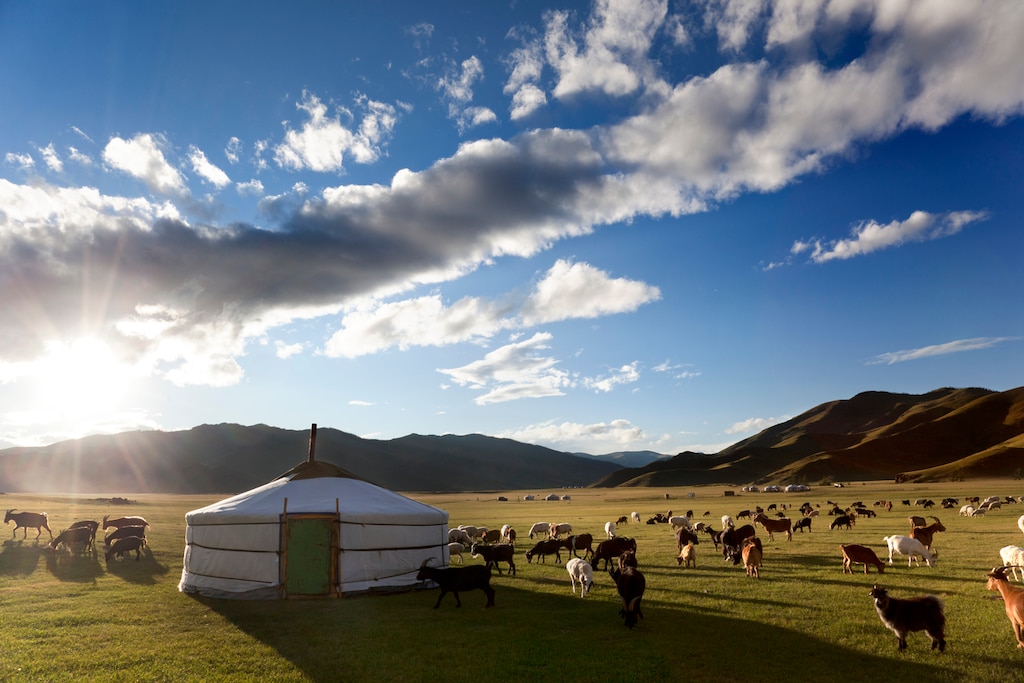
[1, 0, 1021, 455]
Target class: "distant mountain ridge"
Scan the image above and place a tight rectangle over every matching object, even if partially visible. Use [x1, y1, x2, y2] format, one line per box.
[0, 425, 621, 494]
[590, 386, 1024, 487]
[2, 386, 1020, 494]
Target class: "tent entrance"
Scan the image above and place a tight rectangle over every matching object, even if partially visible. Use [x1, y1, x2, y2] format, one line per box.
[281, 513, 339, 598]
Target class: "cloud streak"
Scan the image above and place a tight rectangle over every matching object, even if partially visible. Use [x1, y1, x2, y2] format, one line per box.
[868, 337, 1019, 365]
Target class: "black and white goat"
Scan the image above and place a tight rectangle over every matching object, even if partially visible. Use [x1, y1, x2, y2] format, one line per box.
[870, 585, 946, 652]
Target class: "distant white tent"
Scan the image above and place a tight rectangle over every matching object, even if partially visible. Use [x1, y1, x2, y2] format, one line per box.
[178, 426, 449, 599]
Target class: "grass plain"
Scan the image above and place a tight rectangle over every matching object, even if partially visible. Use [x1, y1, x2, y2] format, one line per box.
[2, 479, 1024, 682]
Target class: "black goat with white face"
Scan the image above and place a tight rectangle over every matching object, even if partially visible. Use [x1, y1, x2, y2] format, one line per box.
[870, 585, 946, 652]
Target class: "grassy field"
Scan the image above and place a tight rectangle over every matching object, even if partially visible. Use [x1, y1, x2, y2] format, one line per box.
[2, 480, 1024, 682]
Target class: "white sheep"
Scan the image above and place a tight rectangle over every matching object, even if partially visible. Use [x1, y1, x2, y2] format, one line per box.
[448, 542, 465, 565]
[448, 528, 472, 545]
[528, 522, 550, 539]
[1018, 514, 1024, 536]
[565, 558, 594, 597]
[604, 521, 616, 539]
[972, 507, 987, 517]
[999, 545, 1024, 582]
[883, 535, 937, 568]
[631, 511, 641, 523]
[959, 505, 975, 517]
[722, 514, 735, 530]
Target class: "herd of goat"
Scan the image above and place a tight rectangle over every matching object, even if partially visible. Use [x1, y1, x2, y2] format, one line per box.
[428, 496, 1024, 648]
[4, 509, 150, 562]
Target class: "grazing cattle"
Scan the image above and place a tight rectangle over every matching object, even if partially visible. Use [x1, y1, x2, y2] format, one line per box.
[525, 539, 563, 564]
[470, 543, 516, 576]
[416, 561, 495, 608]
[720, 524, 756, 564]
[104, 525, 147, 547]
[528, 522, 550, 539]
[883, 535, 937, 568]
[742, 538, 762, 578]
[793, 517, 812, 533]
[105, 535, 146, 562]
[609, 564, 646, 629]
[592, 537, 637, 571]
[753, 513, 792, 541]
[102, 515, 149, 531]
[604, 521, 617, 539]
[565, 558, 594, 597]
[448, 542, 465, 564]
[870, 585, 946, 652]
[841, 544, 885, 574]
[562, 533, 594, 560]
[4, 510, 52, 540]
[677, 542, 696, 568]
[830, 515, 854, 530]
[616, 516, 629, 526]
[48, 526, 95, 556]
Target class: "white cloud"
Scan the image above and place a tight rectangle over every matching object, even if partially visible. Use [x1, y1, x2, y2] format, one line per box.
[583, 361, 640, 393]
[522, 259, 661, 324]
[274, 91, 398, 172]
[274, 340, 303, 359]
[103, 133, 188, 195]
[236, 178, 264, 195]
[726, 415, 782, 435]
[5, 152, 34, 170]
[437, 332, 573, 405]
[867, 337, 1018, 365]
[501, 417, 648, 451]
[68, 146, 93, 166]
[188, 146, 231, 188]
[504, 37, 548, 120]
[225, 137, 242, 164]
[39, 144, 63, 172]
[438, 56, 496, 132]
[795, 210, 989, 263]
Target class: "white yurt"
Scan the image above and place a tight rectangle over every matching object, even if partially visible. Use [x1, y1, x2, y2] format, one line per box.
[178, 425, 449, 599]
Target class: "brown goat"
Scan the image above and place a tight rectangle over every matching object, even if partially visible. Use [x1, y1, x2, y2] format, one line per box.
[986, 566, 1024, 649]
[909, 516, 946, 550]
[841, 544, 885, 574]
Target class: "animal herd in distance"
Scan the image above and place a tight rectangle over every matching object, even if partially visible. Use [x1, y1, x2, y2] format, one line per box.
[437, 498, 1024, 648]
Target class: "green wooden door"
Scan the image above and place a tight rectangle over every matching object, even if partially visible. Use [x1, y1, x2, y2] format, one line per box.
[285, 517, 335, 596]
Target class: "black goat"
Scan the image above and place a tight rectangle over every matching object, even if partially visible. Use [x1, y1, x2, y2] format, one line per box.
[525, 539, 563, 564]
[591, 537, 637, 570]
[609, 564, 646, 628]
[561, 533, 594, 560]
[830, 514, 854, 530]
[793, 517, 812, 533]
[470, 543, 516, 575]
[719, 524, 755, 563]
[674, 527, 699, 551]
[416, 560, 495, 608]
[870, 585, 946, 652]
[105, 535, 147, 562]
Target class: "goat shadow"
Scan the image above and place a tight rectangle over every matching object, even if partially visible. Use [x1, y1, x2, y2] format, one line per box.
[43, 547, 105, 583]
[0, 539, 49, 576]
[103, 546, 170, 585]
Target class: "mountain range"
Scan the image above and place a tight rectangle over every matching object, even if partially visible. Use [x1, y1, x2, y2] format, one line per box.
[0, 385, 1021, 494]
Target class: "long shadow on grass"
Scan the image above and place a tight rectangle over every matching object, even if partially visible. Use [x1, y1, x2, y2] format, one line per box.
[193, 584, 956, 682]
[103, 546, 170, 585]
[43, 547, 104, 583]
[0, 539, 48, 575]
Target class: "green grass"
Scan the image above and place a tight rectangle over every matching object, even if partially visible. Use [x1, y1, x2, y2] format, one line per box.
[2, 481, 1024, 681]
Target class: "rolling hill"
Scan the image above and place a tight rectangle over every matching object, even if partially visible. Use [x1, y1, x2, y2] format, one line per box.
[590, 386, 1024, 487]
[0, 425, 621, 494]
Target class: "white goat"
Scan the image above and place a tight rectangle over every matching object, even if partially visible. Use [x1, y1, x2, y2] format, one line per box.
[631, 511, 641, 523]
[528, 522, 550, 539]
[1018, 514, 1024, 536]
[883, 535, 937, 568]
[604, 521, 616, 539]
[959, 505, 975, 517]
[669, 515, 691, 531]
[722, 514, 735, 530]
[565, 558, 594, 597]
[999, 545, 1024, 582]
[448, 542, 465, 565]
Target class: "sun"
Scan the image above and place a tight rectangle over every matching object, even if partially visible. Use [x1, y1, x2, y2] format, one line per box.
[30, 337, 137, 421]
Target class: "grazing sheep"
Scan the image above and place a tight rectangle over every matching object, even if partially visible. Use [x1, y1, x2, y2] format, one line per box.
[676, 542, 696, 568]
[448, 528, 472, 545]
[668, 515, 691, 531]
[631, 511, 641, 523]
[998, 546, 1024, 582]
[959, 505, 976, 517]
[448, 542, 465, 565]
[870, 585, 946, 652]
[528, 522, 550, 539]
[721, 515, 735, 530]
[986, 566, 1024, 649]
[604, 521, 616, 539]
[565, 558, 594, 597]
